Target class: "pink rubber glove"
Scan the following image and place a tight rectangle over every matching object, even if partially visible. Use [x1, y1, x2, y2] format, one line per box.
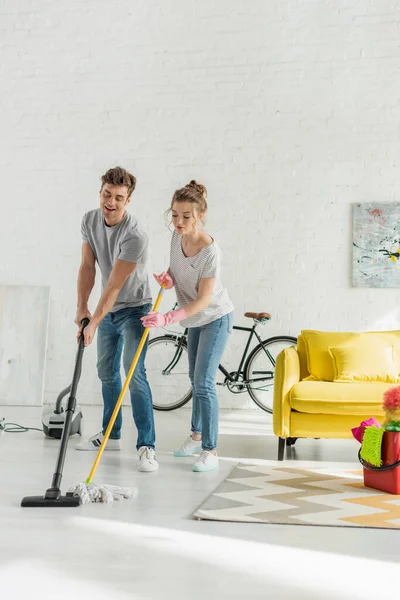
[141, 308, 187, 328]
[154, 272, 174, 290]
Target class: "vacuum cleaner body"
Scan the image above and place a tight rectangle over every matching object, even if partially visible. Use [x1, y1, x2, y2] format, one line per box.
[42, 403, 83, 439]
[42, 383, 84, 439]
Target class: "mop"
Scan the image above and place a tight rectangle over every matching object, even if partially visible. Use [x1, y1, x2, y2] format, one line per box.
[68, 285, 165, 504]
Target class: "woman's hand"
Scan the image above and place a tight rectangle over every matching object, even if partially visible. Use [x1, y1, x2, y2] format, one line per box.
[141, 312, 167, 328]
[153, 272, 174, 289]
[141, 308, 187, 329]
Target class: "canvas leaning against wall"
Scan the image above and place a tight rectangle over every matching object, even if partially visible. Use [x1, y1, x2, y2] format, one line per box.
[0, 285, 50, 406]
[353, 202, 400, 288]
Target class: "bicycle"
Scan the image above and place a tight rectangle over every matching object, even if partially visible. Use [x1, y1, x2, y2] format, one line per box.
[146, 307, 297, 413]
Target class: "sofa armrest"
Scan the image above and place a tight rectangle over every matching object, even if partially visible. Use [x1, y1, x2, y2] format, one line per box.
[273, 346, 301, 438]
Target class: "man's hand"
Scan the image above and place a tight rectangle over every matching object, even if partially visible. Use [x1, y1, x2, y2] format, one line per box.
[82, 319, 98, 347]
[75, 309, 92, 342]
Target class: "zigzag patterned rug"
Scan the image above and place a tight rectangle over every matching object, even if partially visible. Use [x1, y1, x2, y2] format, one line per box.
[193, 464, 400, 529]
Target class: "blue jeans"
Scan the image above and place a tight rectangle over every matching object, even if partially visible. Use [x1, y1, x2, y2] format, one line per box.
[96, 304, 155, 449]
[188, 312, 234, 451]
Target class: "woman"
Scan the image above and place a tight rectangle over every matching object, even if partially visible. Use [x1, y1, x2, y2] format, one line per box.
[141, 180, 234, 472]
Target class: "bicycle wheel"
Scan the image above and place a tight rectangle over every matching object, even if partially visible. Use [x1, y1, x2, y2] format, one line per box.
[146, 335, 192, 411]
[244, 336, 297, 413]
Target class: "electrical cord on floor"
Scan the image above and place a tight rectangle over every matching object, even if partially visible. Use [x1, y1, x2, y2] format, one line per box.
[0, 417, 43, 433]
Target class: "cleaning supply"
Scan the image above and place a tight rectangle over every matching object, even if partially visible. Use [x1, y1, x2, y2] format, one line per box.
[360, 426, 384, 467]
[361, 430, 400, 494]
[68, 285, 165, 504]
[68, 482, 136, 503]
[21, 319, 90, 507]
[357, 386, 400, 494]
[41, 383, 83, 439]
[351, 417, 381, 444]
[382, 386, 400, 429]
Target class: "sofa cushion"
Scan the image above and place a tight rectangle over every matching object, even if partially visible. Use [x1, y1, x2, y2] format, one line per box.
[296, 334, 310, 380]
[289, 381, 391, 416]
[329, 344, 399, 383]
[301, 330, 400, 381]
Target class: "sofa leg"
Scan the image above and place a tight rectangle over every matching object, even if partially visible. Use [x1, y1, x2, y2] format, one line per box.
[278, 437, 285, 461]
[286, 437, 298, 447]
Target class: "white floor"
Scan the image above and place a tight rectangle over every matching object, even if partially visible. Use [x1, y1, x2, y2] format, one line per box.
[1, 405, 399, 600]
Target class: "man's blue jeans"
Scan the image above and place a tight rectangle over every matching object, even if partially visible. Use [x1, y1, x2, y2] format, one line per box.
[96, 304, 155, 449]
[188, 312, 234, 451]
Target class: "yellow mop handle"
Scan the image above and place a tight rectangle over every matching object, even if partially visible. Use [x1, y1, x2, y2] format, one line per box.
[85, 286, 165, 484]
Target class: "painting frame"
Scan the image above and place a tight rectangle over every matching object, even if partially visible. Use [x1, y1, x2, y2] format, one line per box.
[353, 202, 400, 288]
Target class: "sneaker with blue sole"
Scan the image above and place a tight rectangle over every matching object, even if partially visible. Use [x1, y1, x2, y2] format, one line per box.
[192, 450, 219, 472]
[174, 436, 202, 457]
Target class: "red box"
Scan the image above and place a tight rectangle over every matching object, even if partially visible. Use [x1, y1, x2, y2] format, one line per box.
[363, 431, 400, 494]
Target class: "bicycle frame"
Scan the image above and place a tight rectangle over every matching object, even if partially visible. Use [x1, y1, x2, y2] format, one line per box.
[218, 324, 273, 383]
[160, 333, 187, 376]
[162, 323, 273, 384]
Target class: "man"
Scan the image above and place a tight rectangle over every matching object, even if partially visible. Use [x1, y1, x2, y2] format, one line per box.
[75, 166, 158, 472]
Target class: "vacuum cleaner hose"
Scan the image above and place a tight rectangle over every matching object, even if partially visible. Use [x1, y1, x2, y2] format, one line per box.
[54, 386, 72, 414]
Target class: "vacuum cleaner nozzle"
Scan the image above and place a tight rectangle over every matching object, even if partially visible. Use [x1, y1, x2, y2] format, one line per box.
[21, 490, 81, 508]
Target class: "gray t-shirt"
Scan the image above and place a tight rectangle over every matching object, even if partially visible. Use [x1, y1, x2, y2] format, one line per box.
[170, 230, 234, 328]
[81, 209, 152, 312]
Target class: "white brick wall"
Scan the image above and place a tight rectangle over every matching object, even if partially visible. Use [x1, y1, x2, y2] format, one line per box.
[1, 0, 400, 408]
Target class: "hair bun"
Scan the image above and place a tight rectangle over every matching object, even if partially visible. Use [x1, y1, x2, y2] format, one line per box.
[187, 180, 207, 199]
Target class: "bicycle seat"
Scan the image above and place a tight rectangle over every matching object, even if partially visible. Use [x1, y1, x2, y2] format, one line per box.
[244, 312, 271, 321]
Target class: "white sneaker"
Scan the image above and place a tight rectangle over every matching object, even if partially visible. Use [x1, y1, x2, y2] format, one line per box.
[174, 436, 202, 457]
[192, 450, 219, 472]
[76, 432, 121, 451]
[138, 446, 159, 472]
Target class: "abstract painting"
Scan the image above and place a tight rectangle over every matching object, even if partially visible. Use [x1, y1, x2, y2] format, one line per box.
[0, 285, 50, 405]
[353, 203, 400, 288]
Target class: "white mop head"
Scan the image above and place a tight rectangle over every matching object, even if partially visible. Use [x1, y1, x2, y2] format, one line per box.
[69, 482, 138, 504]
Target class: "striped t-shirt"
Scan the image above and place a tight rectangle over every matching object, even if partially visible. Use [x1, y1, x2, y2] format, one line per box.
[169, 230, 234, 328]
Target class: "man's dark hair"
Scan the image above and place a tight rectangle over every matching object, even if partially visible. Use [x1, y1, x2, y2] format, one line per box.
[101, 166, 136, 197]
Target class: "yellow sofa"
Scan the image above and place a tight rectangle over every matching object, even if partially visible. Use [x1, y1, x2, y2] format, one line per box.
[273, 329, 400, 460]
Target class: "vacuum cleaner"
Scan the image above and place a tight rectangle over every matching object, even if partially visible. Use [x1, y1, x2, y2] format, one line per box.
[21, 319, 89, 508]
[42, 384, 83, 439]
